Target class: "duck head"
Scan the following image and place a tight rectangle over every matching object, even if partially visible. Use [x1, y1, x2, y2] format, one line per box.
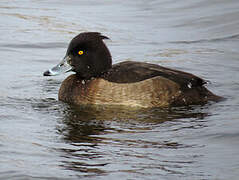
[43, 32, 112, 79]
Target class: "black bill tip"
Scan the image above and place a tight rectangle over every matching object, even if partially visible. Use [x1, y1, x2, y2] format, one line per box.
[43, 70, 51, 76]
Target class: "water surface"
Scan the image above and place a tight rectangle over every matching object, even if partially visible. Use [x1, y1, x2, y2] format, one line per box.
[0, 0, 239, 179]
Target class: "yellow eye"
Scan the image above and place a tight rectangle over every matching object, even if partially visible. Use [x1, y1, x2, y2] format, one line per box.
[78, 50, 84, 55]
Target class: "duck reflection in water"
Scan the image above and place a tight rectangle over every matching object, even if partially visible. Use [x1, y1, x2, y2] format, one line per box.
[56, 104, 209, 175]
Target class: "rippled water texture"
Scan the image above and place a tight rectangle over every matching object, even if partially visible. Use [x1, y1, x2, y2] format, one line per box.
[0, 0, 239, 179]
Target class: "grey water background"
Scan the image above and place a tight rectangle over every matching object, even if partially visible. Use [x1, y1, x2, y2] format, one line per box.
[0, 0, 239, 179]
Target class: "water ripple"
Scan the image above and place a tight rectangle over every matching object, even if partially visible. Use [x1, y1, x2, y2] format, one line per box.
[170, 33, 239, 44]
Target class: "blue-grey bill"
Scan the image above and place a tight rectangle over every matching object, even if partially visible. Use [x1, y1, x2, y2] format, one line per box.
[43, 56, 72, 76]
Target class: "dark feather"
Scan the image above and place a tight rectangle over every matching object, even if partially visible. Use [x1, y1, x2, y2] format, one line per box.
[102, 61, 206, 89]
